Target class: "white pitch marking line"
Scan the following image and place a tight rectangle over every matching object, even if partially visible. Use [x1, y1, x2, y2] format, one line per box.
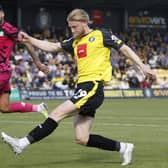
[0, 120, 168, 128]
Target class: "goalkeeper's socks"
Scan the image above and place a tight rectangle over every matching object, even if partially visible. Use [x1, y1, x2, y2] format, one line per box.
[9, 102, 33, 112]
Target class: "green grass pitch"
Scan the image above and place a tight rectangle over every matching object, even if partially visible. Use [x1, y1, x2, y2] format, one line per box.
[0, 98, 168, 168]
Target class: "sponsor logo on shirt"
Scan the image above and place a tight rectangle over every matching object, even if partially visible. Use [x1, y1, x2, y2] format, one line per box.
[77, 44, 87, 58]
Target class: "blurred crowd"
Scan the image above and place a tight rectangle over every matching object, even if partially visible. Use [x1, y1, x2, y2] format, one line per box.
[11, 28, 168, 90]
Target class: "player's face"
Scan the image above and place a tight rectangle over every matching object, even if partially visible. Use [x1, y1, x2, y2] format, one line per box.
[0, 10, 4, 25]
[68, 21, 86, 39]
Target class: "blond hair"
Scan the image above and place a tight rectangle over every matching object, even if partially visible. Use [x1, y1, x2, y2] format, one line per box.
[67, 9, 92, 24]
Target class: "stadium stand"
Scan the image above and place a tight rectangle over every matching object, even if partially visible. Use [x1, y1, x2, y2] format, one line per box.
[9, 28, 168, 90]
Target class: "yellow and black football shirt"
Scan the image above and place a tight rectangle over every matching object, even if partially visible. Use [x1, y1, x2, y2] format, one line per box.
[61, 29, 124, 84]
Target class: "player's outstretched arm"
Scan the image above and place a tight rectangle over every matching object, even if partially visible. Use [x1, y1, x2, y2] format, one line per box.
[18, 31, 62, 52]
[24, 43, 49, 74]
[120, 44, 156, 79]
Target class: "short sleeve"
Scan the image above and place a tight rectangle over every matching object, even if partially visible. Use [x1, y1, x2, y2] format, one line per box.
[61, 37, 74, 55]
[101, 29, 124, 51]
[2, 22, 19, 42]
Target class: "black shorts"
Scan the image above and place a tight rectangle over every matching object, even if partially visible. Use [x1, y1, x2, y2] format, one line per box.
[70, 81, 104, 117]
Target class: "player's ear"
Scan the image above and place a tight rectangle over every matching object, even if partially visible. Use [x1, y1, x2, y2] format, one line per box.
[0, 11, 5, 18]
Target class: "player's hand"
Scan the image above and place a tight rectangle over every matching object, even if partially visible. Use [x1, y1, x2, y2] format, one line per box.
[18, 31, 30, 42]
[142, 65, 156, 81]
[38, 63, 50, 74]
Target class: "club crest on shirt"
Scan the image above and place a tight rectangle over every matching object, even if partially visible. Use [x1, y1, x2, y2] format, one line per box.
[88, 36, 95, 42]
[0, 30, 4, 36]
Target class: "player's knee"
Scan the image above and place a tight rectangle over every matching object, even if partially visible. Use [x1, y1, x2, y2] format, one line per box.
[75, 135, 88, 146]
